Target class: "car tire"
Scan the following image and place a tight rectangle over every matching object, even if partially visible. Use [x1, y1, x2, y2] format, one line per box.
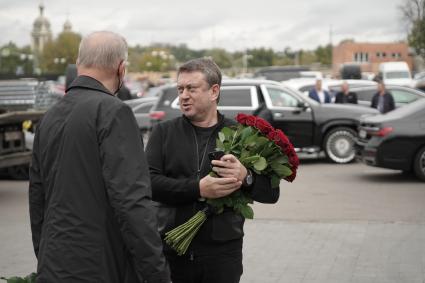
[324, 127, 356, 164]
[413, 146, 425, 181]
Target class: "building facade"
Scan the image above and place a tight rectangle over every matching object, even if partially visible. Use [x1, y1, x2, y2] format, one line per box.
[31, 4, 52, 54]
[332, 40, 414, 77]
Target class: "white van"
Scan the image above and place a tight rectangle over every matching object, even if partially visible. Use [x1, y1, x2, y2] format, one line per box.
[378, 61, 413, 86]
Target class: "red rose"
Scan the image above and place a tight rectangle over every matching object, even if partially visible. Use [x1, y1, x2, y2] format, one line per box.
[285, 169, 297, 182]
[236, 113, 248, 125]
[267, 130, 279, 143]
[275, 129, 290, 149]
[245, 115, 257, 127]
[288, 151, 299, 168]
[255, 118, 273, 135]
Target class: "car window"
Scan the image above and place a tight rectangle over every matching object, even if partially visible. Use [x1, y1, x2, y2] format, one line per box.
[170, 86, 258, 110]
[264, 86, 300, 107]
[390, 89, 419, 104]
[355, 89, 376, 101]
[299, 85, 315, 93]
[157, 87, 178, 111]
[134, 103, 153, 114]
[219, 87, 253, 107]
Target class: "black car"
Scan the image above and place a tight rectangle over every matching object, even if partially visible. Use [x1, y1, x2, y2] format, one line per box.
[149, 79, 379, 164]
[355, 98, 425, 181]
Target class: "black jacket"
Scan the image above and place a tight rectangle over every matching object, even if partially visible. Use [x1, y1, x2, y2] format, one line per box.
[146, 113, 279, 257]
[371, 92, 395, 113]
[334, 91, 358, 104]
[29, 76, 169, 283]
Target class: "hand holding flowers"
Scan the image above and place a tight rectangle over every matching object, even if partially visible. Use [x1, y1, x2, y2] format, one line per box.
[164, 114, 299, 255]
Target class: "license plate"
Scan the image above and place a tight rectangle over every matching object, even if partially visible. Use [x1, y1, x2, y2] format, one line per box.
[359, 129, 367, 139]
[4, 131, 22, 141]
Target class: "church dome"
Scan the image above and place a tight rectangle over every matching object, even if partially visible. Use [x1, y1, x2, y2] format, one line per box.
[33, 4, 51, 31]
[63, 19, 72, 32]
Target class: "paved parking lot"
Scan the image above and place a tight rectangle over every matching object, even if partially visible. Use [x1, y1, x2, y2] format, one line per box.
[1, 160, 424, 282]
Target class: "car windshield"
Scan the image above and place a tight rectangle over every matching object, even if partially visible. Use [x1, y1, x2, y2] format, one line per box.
[385, 71, 410, 79]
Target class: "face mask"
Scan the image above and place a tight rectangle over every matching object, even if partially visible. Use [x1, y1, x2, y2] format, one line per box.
[114, 62, 124, 95]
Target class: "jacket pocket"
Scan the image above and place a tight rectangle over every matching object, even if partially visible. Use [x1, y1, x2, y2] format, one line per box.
[211, 211, 245, 242]
[152, 201, 176, 236]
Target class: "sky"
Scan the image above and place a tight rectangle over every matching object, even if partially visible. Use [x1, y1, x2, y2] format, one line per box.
[0, 0, 408, 52]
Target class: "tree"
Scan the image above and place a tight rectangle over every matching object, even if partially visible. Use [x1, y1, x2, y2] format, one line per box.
[41, 31, 81, 74]
[400, 0, 425, 59]
[314, 44, 332, 66]
[0, 42, 32, 74]
[205, 48, 232, 69]
[247, 48, 274, 67]
[137, 48, 175, 72]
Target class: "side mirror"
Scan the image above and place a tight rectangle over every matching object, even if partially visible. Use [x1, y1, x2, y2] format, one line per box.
[297, 101, 309, 110]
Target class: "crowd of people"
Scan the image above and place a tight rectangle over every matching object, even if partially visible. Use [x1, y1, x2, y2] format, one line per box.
[308, 78, 395, 113]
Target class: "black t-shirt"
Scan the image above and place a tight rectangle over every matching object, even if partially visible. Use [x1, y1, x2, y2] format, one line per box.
[192, 124, 218, 177]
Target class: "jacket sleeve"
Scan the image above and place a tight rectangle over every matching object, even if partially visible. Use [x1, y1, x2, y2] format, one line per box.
[29, 128, 44, 258]
[145, 124, 200, 205]
[244, 173, 279, 204]
[389, 94, 395, 111]
[99, 105, 170, 283]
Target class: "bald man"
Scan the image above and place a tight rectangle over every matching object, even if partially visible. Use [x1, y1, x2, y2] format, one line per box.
[29, 31, 170, 283]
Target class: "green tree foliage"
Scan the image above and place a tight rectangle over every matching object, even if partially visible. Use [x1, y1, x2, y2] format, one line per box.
[205, 48, 233, 69]
[314, 44, 332, 65]
[41, 31, 81, 74]
[400, 0, 425, 59]
[136, 48, 176, 72]
[0, 42, 33, 74]
[247, 48, 274, 67]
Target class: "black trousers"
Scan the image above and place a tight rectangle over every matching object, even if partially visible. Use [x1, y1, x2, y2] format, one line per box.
[167, 250, 243, 283]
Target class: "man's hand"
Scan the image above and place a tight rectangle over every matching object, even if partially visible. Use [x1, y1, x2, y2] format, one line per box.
[211, 154, 248, 182]
[199, 175, 241, 199]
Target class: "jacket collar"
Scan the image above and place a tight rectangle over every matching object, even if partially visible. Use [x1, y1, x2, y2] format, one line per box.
[182, 111, 225, 128]
[66, 75, 114, 96]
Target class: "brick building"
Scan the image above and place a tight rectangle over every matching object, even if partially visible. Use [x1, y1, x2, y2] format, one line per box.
[332, 40, 413, 77]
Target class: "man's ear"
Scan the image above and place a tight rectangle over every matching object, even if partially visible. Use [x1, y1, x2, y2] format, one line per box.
[117, 60, 126, 77]
[210, 84, 220, 102]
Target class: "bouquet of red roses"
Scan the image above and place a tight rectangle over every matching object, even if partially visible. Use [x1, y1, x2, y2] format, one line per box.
[164, 114, 298, 255]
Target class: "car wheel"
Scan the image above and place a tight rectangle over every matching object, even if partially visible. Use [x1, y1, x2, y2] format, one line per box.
[324, 127, 356, 164]
[413, 146, 425, 181]
[7, 165, 30, 180]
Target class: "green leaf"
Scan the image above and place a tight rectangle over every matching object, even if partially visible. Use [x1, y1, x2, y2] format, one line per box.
[240, 205, 254, 219]
[221, 127, 234, 140]
[253, 157, 267, 171]
[216, 138, 225, 151]
[218, 132, 225, 142]
[271, 175, 281, 188]
[244, 134, 257, 147]
[240, 126, 253, 141]
[271, 163, 293, 177]
[255, 136, 269, 147]
[273, 155, 289, 164]
[241, 155, 260, 164]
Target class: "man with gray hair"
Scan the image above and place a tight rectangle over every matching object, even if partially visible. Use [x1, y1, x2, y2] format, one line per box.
[29, 31, 170, 282]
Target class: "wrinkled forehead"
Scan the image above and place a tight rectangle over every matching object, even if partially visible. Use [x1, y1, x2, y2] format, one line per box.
[177, 71, 207, 86]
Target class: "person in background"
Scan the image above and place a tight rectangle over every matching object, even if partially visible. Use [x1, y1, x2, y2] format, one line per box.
[117, 84, 132, 100]
[308, 79, 331, 103]
[29, 31, 170, 283]
[371, 80, 395, 113]
[334, 81, 358, 104]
